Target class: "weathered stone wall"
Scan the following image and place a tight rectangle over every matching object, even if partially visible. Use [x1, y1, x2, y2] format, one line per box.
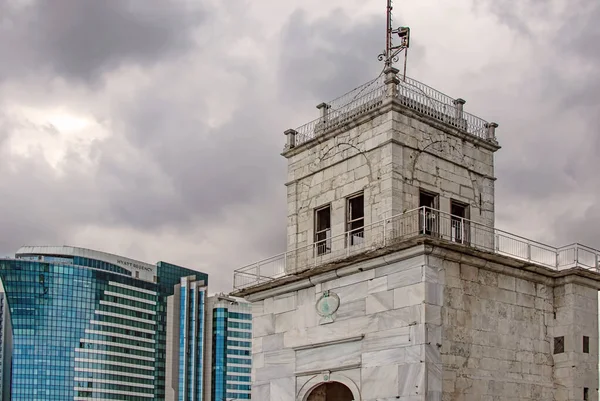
[250, 247, 431, 401]
[437, 255, 557, 400]
[247, 243, 600, 401]
[283, 100, 498, 256]
[551, 282, 599, 401]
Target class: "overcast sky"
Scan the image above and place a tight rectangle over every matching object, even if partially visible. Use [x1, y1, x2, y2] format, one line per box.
[0, 0, 598, 293]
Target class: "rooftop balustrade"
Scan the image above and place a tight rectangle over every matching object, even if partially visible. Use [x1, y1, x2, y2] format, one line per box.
[233, 207, 600, 290]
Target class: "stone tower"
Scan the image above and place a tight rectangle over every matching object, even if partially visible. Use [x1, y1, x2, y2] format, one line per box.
[232, 67, 600, 401]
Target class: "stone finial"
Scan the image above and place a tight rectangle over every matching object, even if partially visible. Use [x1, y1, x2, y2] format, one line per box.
[384, 67, 400, 97]
[316, 103, 331, 122]
[485, 122, 498, 141]
[284, 129, 298, 148]
[453, 98, 466, 118]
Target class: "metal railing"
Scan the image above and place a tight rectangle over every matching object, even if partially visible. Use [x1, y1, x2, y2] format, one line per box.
[292, 74, 490, 147]
[294, 84, 386, 145]
[233, 207, 600, 290]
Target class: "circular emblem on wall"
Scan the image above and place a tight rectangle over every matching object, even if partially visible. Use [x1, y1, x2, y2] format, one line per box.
[315, 290, 340, 318]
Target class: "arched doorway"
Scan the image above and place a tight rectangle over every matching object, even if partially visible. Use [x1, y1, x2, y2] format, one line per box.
[307, 381, 354, 401]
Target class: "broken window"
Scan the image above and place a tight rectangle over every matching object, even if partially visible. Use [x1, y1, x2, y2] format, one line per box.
[583, 336, 590, 353]
[347, 193, 365, 246]
[315, 205, 331, 256]
[450, 200, 470, 244]
[554, 336, 564, 354]
[419, 190, 438, 235]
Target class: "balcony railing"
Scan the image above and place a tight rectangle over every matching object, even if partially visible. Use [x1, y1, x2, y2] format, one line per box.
[233, 207, 600, 290]
[291, 74, 491, 148]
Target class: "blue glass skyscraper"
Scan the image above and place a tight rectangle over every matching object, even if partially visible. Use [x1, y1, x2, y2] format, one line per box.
[165, 289, 252, 401]
[165, 276, 207, 401]
[0, 291, 12, 401]
[0, 245, 207, 401]
[206, 295, 252, 401]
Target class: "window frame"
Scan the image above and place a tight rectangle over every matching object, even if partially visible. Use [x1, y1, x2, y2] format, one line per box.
[314, 204, 332, 256]
[346, 192, 365, 247]
[450, 199, 470, 244]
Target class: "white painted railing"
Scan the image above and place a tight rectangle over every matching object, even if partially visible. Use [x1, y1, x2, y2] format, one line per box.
[233, 207, 600, 290]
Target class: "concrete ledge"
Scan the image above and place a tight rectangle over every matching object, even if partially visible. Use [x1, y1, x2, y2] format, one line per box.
[234, 237, 600, 301]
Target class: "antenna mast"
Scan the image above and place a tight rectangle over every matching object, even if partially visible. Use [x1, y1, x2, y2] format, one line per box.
[378, 0, 410, 81]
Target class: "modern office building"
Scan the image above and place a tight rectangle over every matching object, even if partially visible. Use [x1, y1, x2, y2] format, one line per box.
[166, 282, 252, 401]
[0, 291, 12, 401]
[165, 275, 208, 401]
[0, 245, 207, 401]
[205, 294, 252, 401]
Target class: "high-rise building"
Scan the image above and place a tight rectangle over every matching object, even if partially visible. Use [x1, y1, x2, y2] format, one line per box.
[0, 245, 207, 401]
[0, 291, 12, 401]
[166, 282, 252, 401]
[205, 294, 252, 401]
[165, 275, 208, 401]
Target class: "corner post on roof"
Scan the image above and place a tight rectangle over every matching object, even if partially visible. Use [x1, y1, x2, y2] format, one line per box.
[485, 122, 498, 141]
[316, 103, 331, 124]
[453, 98, 466, 119]
[384, 67, 400, 98]
[284, 129, 297, 149]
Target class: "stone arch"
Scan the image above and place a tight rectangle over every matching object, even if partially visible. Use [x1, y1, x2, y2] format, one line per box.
[297, 372, 361, 401]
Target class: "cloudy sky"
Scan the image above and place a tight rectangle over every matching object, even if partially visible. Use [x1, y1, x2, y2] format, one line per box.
[0, 0, 598, 292]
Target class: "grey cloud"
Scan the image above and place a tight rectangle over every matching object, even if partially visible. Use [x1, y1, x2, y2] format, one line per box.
[277, 9, 421, 109]
[474, 0, 600, 248]
[0, 0, 206, 83]
[0, 115, 104, 253]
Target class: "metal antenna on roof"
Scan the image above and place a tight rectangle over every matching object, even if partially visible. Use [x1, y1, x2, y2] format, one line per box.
[377, 0, 410, 81]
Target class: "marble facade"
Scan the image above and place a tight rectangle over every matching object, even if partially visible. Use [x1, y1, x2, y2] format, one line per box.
[243, 242, 600, 400]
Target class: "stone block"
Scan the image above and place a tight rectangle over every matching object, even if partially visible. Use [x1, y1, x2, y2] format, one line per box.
[459, 264, 478, 282]
[252, 336, 263, 353]
[255, 364, 294, 382]
[264, 349, 295, 366]
[388, 267, 423, 290]
[362, 366, 400, 399]
[368, 276, 388, 294]
[262, 333, 284, 352]
[366, 290, 394, 314]
[363, 347, 407, 368]
[394, 282, 425, 308]
[516, 278, 536, 296]
[336, 299, 367, 320]
[295, 340, 361, 372]
[377, 305, 422, 331]
[252, 383, 270, 400]
[398, 363, 424, 396]
[273, 293, 297, 315]
[329, 280, 368, 305]
[275, 310, 297, 333]
[270, 377, 295, 400]
[253, 314, 275, 338]
[362, 326, 411, 352]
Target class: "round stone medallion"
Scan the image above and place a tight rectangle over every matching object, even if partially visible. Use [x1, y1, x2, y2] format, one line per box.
[315, 290, 340, 318]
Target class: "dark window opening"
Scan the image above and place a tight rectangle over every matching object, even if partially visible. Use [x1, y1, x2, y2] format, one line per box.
[584, 387, 589, 401]
[450, 200, 470, 244]
[315, 205, 331, 256]
[347, 193, 365, 246]
[554, 336, 564, 354]
[583, 336, 590, 353]
[419, 190, 438, 235]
